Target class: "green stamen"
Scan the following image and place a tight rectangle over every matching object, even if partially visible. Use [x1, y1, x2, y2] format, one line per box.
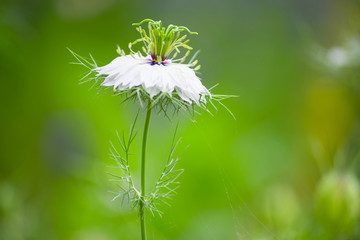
[131, 19, 198, 64]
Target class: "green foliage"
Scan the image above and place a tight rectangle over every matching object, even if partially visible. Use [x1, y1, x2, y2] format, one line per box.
[3, 1, 360, 239]
[108, 115, 184, 216]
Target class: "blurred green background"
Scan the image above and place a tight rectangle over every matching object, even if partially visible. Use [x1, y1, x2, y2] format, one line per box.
[1, 0, 360, 239]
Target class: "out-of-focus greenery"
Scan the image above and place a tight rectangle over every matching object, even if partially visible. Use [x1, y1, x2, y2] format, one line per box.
[1, 0, 360, 239]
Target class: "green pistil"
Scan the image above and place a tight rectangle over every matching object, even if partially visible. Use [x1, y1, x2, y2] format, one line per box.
[131, 19, 198, 64]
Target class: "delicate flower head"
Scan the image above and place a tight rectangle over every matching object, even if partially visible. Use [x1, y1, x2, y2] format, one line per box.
[69, 19, 234, 117]
[95, 19, 210, 106]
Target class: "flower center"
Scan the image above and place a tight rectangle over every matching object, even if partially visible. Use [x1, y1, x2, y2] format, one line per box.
[148, 59, 169, 66]
[131, 19, 198, 64]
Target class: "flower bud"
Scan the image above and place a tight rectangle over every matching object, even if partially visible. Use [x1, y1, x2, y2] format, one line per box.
[315, 171, 360, 232]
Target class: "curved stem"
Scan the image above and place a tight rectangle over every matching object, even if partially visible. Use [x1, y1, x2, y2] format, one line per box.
[140, 100, 152, 240]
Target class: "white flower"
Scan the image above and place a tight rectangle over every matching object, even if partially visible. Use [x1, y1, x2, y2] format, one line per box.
[70, 19, 234, 117]
[96, 54, 210, 105]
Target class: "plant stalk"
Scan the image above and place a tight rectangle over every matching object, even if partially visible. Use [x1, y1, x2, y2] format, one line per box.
[140, 100, 152, 240]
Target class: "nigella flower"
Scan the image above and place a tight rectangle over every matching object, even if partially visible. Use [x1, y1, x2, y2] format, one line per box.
[96, 19, 209, 105]
[70, 19, 233, 116]
[69, 18, 235, 240]
[97, 53, 209, 105]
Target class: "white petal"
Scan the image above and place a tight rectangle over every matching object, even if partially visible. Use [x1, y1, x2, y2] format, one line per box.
[96, 54, 210, 105]
[145, 87, 161, 98]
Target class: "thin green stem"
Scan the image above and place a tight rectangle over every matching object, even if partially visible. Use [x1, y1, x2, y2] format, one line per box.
[140, 100, 152, 240]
